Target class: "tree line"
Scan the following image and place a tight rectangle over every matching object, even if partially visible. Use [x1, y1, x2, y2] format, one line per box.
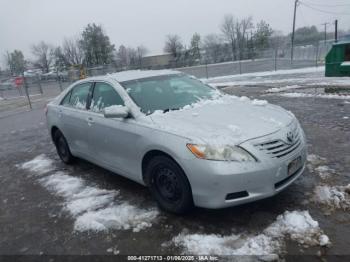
[4, 15, 349, 75]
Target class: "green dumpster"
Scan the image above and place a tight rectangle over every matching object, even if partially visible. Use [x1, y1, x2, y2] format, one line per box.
[325, 41, 350, 77]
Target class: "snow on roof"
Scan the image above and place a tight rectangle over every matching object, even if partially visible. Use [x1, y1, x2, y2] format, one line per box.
[106, 69, 181, 82]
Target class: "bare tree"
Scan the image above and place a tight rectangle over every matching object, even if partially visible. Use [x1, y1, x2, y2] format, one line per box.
[116, 45, 128, 68]
[203, 34, 223, 63]
[221, 15, 237, 60]
[164, 35, 183, 59]
[5, 50, 26, 75]
[189, 33, 201, 65]
[62, 37, 84, 66]
[137, 45, 148, 67]
[31, 41, 54, 73]
[127, 47, 138, 67]
[237, 16, 253, 58]
[221, 15, 253, 59]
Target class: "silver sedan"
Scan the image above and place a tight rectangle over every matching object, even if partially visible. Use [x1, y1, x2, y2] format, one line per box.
[46, 70, 307, 213]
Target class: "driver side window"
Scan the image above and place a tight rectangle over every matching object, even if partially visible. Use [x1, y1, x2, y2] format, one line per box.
[90, 82, 125, 113]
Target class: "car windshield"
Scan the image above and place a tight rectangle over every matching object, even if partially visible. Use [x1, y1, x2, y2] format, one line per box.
[120, 74, 219, 114]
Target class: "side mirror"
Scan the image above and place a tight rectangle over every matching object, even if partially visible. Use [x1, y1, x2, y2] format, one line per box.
[103, 105, 130, 119]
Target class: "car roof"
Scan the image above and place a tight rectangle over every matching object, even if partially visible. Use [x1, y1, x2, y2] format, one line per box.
[87, 69, 182, 83]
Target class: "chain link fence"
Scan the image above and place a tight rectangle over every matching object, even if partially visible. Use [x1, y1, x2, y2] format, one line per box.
[0, 43, 332, 105]
[176, 43, 332, 79]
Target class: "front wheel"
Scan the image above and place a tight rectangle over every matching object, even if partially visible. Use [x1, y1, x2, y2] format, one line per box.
[53, 130, 75, 164]
[145, 156, 193, 214]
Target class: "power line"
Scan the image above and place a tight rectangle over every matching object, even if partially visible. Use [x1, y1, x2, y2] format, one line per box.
[302, 0, 350, 8]
[300, 1, 350, 16]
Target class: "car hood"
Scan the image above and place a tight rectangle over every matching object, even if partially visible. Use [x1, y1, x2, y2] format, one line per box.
[149, 95, 295, 145]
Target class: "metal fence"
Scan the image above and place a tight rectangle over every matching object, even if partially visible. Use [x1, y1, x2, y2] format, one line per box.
[0, 43, 332, 106]
[75, 43, 332, 79]
[176, 43, 332, 78]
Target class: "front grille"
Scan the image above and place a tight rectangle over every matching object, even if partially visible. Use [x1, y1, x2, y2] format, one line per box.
[254, 126, 302, 159]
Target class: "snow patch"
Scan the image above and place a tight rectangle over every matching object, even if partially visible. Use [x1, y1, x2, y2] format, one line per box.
[306, 154, 334, 180]
[19, 155, 159, 232]
[279, 93, 350, 100]
[206, 67, 324, 83]
[307, 154, 326, 166]
[239, 96, 250, 102]
[227, 125, 242, 137]
[173, 210, 329, 256]
[260, 117, 284, 127]
[319, 235, 330, 246]
[40, 172, 117, 216]
[266, 85, 301, 93]
[20, 154, 55, 175]
[74, 204, 158, 232]
[314, 166, 335, 180]
[40, 172, 159, 232]
[313, 185, 350, 210]
[252, 99, 268, 106]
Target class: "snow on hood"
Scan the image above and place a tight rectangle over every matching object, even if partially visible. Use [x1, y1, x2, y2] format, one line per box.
[149, 95, 294, 145]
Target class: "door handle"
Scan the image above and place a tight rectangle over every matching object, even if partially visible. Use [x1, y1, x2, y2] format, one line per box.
[87, 116, 94, 126]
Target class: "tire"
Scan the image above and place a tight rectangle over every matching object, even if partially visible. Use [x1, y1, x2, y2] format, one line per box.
[145, 156, 193, 214]
[53, 129, 75, 164]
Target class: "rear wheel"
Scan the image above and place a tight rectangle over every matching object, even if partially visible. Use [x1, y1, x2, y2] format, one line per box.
[145, 156, 193, 214]
[53, 130, 74, 164]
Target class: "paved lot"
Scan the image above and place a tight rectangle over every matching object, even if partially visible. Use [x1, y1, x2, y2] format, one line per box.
[0, 69, 349, 260]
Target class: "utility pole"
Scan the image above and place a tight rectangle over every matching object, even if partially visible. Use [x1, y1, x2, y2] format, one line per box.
[334, 19, 338, 43]
[321, 22, 330, 44]
[291, 0, 299, 64]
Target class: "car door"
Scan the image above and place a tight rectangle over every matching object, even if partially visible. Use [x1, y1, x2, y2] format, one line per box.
[59, 82, 93, 157]
[86, 81, 142, 180]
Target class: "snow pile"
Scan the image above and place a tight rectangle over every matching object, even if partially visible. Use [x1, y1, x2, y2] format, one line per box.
[314, 166, 335, 180]
[74, 204, 158, 232]
[306, 154, 335, 180]
[266, 85, 301, 93]
[206, 67, 324, 83]
[260, 117, 284, 127]
[313, 185, 350, 210]
[252, 99, 268, 106]
[40, 172, 117, 216]
[173, 210, 329, 256]
[239, 96, 250, 102]
[20, 154, 55, 175]
[151, 93, 266, 117]
[279, 93, 350, 100]
[227, 125, 242, 136]
[20, 155, 159, 232]
[307, 154, 326, 167]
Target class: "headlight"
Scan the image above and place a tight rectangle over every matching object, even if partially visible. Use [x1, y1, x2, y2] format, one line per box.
[187, 144, 256, 162]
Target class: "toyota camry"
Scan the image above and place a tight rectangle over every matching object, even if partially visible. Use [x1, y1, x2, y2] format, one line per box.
[46, 70, 307, 214]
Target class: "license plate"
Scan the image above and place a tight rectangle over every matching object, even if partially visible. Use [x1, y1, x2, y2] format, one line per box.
[288, 156, 302, 176]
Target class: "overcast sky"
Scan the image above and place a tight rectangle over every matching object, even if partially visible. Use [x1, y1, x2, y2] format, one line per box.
[1, 0, 349, 67]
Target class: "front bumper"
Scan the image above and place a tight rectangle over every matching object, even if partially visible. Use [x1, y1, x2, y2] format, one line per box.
[181, 141, 307, 209]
